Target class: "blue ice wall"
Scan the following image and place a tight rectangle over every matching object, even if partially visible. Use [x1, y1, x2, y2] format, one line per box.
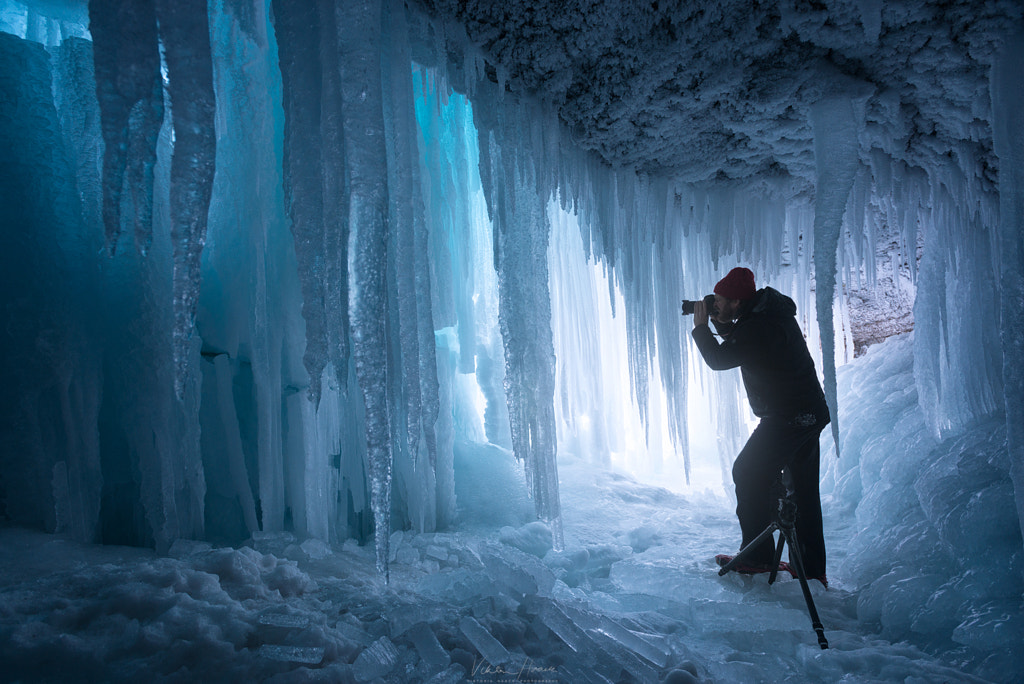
[0, 0, 564, 568]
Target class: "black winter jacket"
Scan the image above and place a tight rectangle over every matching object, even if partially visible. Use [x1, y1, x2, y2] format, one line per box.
[691, 287, 828, 421]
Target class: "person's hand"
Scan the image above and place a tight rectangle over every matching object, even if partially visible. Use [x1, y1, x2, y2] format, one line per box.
[693, 299, 709, 328]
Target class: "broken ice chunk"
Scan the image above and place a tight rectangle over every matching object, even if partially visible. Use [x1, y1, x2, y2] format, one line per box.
[425, 664, 467, 684]
[478, 546, 555, 599]
[425, 544, 449, 561]
[258, 612, 311, 629]
[353, 636, 399, 682]
[396, 545, 420, 565]
[538, 601, 590, 654]
[499, 521, 553, 557]
[387, 602, 444, 637]
[408, 622, 450, 668]
[257, 644, 324, 664]
[167, 539, 213, 558]
[537, 600, 659, 681]
[561, 604, 670, 667]
[300, 538, 332, 559]
[459, 615, 511, 666]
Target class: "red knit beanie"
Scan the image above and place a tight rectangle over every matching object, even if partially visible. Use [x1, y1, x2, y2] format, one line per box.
[714, 267, 756, 301]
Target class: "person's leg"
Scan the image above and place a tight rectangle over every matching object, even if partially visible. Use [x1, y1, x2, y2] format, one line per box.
[733, 418, 826, 571]
[732, 421, 789, 566]
[787, 434, 826, 578]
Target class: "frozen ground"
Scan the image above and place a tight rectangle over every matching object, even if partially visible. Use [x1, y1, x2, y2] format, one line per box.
[0, 462, 983, 684]
[0, 335, 1014, 684]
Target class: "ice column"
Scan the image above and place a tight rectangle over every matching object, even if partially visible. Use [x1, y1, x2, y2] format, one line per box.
[413, 70, 501, 526]
[912, 159, 1001, 436]
[154, 0, 218, 399]
[337, 0, 393, 578]
[382, 0, 439, 474]
[810, 92, 867, 453]
[476, 104, 564, 549]
[272, 0, 352, 405]
[272, 0, 331, 405]
[318, 0, 352, 397]
[990, 31, 1024, 546]
[89, 0, 163, 253]
[201, 0, 296, 539]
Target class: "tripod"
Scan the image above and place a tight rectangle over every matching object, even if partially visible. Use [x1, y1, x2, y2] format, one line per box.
[717, 488, 829, 649]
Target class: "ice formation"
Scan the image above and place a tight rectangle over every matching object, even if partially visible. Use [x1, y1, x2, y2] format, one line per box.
[1, 0, 1023, 681]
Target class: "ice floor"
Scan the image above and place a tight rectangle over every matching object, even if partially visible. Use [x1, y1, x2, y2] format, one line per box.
[0, 444, 992, 684]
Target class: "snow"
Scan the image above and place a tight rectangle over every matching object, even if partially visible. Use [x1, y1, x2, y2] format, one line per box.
[2, 334, 1019, 682]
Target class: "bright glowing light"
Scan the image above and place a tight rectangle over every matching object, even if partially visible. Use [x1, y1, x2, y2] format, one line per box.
[547, 202, 729, 496]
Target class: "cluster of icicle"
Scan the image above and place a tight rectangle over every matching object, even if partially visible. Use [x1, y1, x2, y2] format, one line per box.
[16, 0, 1021, 573]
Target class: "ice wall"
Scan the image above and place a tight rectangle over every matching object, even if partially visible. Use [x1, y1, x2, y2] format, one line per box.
[0, 0, 566, 571]
[1, 30, 104, 542]
[821, 333, 1023, 680]
[991, 32, 1024, 545]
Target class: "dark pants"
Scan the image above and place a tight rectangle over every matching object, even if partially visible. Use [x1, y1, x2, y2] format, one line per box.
[732, 412, 828, 577]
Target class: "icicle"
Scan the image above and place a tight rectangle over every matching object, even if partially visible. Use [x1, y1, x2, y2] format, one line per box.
[810, 91, 868, 455]
[336, 0, 393, 580]
[152, 0, 217, 401]
[318, 0, 352, 394]
[90, 0, 163, 254]
[486, 109, 564, 550]
[383, 0, 422, 469]
[272, 0, 329, 405]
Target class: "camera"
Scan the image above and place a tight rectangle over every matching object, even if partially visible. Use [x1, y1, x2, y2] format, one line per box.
[681, 293, 717, 316]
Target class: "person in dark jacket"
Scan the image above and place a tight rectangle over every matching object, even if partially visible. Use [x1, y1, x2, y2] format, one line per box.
[690, 267, 830, 585]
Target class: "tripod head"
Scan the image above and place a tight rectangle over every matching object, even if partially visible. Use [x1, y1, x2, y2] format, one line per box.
[775, 495, 798, 527]
[770, 470, 798, 528]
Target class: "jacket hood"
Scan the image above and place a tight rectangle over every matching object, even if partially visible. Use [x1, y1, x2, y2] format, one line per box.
[748, 287, 797, 319]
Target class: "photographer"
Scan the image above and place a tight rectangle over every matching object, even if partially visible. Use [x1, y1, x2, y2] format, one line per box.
[688, 267, 830, 586]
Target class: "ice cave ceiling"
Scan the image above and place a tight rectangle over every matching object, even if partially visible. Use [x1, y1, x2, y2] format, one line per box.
[417, 0, 1021, 193]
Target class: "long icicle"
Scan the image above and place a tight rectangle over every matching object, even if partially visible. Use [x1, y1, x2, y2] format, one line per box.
[337, 0, 393, 580]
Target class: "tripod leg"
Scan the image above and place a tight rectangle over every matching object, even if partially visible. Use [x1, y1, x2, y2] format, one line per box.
[768, 533, 786, 585]
[781, 527, 829, 649]
[718, 523, 779, 576]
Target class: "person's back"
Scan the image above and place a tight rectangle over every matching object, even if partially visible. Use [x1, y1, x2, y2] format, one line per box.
[722, 287, 826, 420]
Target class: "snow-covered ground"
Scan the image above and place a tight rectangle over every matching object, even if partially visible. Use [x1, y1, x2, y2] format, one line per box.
[0, 334, 1017, 684]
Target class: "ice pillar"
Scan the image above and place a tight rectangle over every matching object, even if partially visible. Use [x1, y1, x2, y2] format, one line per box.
[272, 0, 329, 404]
[381, 0, 442, 532]
[153, 0, 218, 399]
[337, 0, 393, 578]
[272, 0, 352, 406]
[477, 115, 564, 550]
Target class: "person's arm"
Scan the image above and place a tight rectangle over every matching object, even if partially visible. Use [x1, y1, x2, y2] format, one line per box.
[710, 318, 736, 338]
[691, 300, 746, 370]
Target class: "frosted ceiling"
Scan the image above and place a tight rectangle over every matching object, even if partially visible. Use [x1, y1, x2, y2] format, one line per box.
[419, 0, 1019, 191]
